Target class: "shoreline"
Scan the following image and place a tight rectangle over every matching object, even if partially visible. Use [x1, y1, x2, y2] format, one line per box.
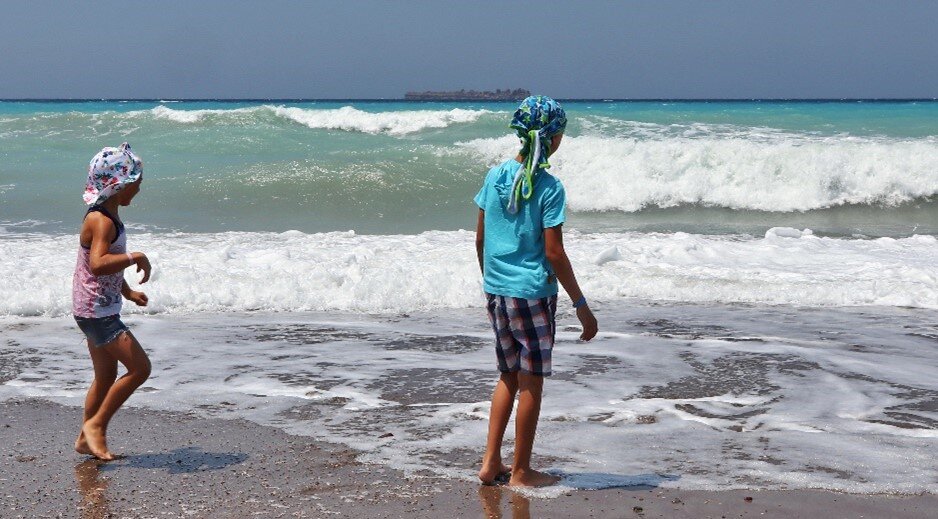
[1, 398, 934, 518]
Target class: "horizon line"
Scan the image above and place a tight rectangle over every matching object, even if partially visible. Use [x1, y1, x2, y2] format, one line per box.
[1, 97, 936, 103]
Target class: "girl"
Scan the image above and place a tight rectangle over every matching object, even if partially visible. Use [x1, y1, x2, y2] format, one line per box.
[72, 143, 152, 461]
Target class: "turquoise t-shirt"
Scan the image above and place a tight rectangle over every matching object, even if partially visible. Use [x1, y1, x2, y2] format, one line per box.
[474, 159, 566, 299]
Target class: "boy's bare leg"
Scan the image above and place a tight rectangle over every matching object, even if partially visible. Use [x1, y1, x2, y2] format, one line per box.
[510, 490, 532, 517]
[479, 372, 518, 484]
[477, 485, 504, 519]
[76, 341, 118, 456]
[509, 372, 560, 487]
[81, 331, 151, 461]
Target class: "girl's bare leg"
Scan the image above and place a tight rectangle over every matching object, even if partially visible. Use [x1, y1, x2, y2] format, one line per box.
[76, 340, 118, 455]
[81, 331, 151, 460]
[74, 459, 111, 517]
[479, 372, 518, 484]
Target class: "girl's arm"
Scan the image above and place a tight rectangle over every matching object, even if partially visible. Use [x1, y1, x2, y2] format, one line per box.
[475, 209, 485, 274]
[544, 225, 598, 341]
[86, 214, 150, 282]
[86, 214, 134, 276]
[122, 279, 148, 306]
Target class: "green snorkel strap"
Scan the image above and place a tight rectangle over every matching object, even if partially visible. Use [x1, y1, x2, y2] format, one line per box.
[507, 129, 550, 214]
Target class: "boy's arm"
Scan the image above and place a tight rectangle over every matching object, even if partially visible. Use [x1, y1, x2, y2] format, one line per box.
[544, 225, 598, 341]
[475, 209, 485, 274]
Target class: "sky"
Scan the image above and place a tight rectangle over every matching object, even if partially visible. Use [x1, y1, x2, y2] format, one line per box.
[1, 0, 936, 99]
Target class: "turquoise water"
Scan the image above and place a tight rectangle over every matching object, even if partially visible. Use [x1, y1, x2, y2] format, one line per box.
[1, 100, 937, 236]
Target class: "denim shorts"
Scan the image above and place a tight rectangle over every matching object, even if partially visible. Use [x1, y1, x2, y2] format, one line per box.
[74, 314, 129, 348]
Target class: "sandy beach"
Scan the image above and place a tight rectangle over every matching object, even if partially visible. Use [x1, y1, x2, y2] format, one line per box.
[1, 398, 933, 518]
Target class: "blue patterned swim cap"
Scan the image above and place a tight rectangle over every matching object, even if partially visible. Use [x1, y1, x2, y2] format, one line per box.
[510, 95, 567, 157]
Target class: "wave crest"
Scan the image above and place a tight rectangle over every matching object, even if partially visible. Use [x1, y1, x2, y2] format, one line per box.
[144, 105, 490, 135]
[459, 133, 938, 212]
[271, 106, 488, 135]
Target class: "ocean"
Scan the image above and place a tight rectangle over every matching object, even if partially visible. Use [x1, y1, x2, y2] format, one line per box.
[1, 100, 936, 494]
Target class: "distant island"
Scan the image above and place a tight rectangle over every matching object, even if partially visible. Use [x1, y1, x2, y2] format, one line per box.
[404, 88, 530, 101]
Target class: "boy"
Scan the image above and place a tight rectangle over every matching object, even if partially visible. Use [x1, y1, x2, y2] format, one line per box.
[474, 96, 598, 487]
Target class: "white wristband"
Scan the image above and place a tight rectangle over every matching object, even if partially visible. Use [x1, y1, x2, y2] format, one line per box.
[126, 252, 135, 265]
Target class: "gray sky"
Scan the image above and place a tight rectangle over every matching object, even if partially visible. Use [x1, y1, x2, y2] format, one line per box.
[1, 0, 935, 99]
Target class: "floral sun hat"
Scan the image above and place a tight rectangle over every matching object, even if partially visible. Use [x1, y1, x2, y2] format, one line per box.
[83, 142, 143, 205]
[506, 96, 567, 213]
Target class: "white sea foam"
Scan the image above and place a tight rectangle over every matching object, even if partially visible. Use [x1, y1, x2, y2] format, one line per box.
[146, 105, 262, 123]
[141, 105, 490, 135]
[2, 229, 937, 317]
[0, 219, 48, 234]
[457, 132, 938, 212]
[270, 105, 489, 135]
[2, 304, 936, 494]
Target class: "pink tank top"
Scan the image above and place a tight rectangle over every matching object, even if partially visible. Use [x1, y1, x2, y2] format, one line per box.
[72, 208, 127, 318]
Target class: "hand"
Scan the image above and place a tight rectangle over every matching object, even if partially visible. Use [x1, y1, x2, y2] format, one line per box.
[127, 290, 149, 307]
[576, 305, 598, 341]
[131, 252, 151, 284]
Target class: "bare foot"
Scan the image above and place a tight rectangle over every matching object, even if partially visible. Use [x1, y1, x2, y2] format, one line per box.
[509, 468, 560, 488]
[81, 422, 115, 461]
[478, 461, 512, 485]
[74, 431, 93, 456]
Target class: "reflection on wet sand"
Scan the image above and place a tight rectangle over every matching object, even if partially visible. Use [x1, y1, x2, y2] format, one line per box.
[74, 459, 109, 519]
[479, 485, 531, 519]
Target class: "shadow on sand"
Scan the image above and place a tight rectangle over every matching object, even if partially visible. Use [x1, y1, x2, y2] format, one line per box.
[99, 446, 249, 474]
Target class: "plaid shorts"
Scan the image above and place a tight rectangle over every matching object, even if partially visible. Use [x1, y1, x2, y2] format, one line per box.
[485, 293, 558, 376]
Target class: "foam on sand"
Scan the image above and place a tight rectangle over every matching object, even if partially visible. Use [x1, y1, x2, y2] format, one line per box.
[2, 303, 936, 494]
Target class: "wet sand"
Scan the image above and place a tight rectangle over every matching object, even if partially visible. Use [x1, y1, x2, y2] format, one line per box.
[1, 398, 934, 518]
